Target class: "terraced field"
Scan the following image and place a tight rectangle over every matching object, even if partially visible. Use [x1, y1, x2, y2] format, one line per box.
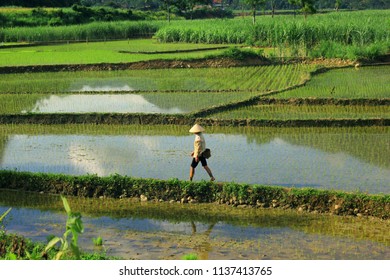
[0, 16, 389, 262]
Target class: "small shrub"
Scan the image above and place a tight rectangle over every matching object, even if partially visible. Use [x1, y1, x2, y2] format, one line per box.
[220, 47, 265, 60]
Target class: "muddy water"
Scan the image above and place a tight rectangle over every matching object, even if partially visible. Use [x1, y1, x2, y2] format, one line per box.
[0, 126, 389, 194]
[0, 190, 389, 260]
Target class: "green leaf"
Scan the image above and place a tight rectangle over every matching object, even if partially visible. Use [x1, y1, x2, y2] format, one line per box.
[0, 208, 12, 222]
[61, 196, 71, 214]
[6, 252, 17, 260]
[45, 236, 62, 252]
[55, 251, 64, 260]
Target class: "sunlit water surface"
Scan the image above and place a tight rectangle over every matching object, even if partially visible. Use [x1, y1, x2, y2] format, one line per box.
[1, 190, 389, 260]
[0, 127, 389, 194]
[28, 94, 184, 114]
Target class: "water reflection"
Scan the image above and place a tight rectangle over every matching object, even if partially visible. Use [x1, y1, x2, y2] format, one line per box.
[0, 128, 389, 193]
[1, 190, 389, 260]
[70, 82, 135, 92]
[29, 94, 184, 114]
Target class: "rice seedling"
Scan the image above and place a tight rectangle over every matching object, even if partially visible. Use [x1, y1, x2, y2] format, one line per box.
[0, 94, 46, 114]
[209, 104, 390, 120]
[274, 66, 390, 99]
[182, 253, 198, 260]
[0, 64, 315, 94]
[92, 236, 103, 247]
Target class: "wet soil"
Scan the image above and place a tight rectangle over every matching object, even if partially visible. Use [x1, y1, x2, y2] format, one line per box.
[0, 57, 271, 74]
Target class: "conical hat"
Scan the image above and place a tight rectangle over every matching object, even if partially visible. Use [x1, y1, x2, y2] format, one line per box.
[189, 124, 205, 133]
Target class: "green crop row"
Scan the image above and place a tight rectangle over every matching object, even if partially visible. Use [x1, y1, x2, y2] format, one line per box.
[0, 91, 261, 115]
[274, 65, 390, 99]
[209, 104, 390, 120]
[0, 64, 315, 94]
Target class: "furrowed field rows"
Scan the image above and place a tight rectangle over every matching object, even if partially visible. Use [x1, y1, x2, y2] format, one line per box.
[209, 105, 390, 120]
[0, 64, 316, 94]
[0, 92, 261, 114]
[274, 65, 390, 99]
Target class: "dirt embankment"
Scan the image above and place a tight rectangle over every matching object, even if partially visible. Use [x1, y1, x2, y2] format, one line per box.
[0, 53, 388, 74]
[0, 57, 271, 74]
[0, 170, 388, 219]
[0, 113, 388, 127]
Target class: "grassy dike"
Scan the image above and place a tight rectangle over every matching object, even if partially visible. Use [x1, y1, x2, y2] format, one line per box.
[0, 113, 388, 127]
[0, 170, 388, 219]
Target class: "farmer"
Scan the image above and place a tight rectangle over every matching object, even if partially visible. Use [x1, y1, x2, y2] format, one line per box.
[188, 124, 215, 182]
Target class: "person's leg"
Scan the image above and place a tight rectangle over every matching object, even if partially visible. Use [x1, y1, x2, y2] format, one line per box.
[189, 166, 195, 181]
[200, 158, 214, 181]
[203, 166, 215, 181]
[189, 158, 198, 181]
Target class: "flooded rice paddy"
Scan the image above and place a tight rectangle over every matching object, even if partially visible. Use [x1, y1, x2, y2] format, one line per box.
[0, 189, 389, 260]
[1, 64, 389, 260]
[0, 125, 389, 194]
[28, 94, 185, 114]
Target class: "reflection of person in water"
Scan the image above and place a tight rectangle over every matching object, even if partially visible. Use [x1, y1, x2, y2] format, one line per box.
[191, 221, 215, 260]
[188, 124, 215, 181]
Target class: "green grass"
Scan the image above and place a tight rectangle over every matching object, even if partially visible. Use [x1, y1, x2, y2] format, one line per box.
[0, 94, 46, 114]
[155, 10, 390, 59]
[1, 10, 388, 60]
[0, 39, 232, 66]
[274, 66, 390, 99]
[156, 11, 389, 45]
[209, 104, 390, 120]
[0, 171, 389, 218]
[0, 20, 164, 42]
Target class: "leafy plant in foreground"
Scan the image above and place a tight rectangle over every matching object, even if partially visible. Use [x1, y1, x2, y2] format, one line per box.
[0, 207, 12, 224]
[44, 196, 84, 260]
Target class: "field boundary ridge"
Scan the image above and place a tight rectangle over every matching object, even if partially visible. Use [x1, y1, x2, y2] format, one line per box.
[0, 170, 388, 219]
